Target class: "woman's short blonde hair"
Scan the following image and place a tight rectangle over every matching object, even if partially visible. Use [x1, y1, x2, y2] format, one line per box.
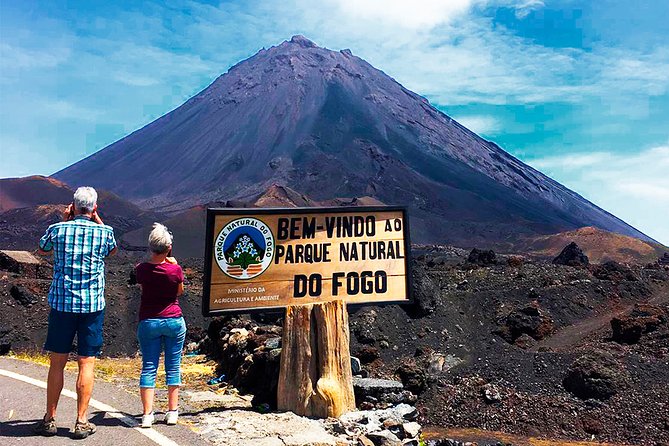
[148, 223, 173, 254]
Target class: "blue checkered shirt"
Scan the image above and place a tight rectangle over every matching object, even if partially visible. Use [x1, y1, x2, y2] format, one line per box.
[39, 216, 117, 313]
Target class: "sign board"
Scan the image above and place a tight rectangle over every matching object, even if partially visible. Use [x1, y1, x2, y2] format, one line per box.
[202, 206, 411, 315]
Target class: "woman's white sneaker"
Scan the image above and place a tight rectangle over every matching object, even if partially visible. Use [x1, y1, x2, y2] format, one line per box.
[141, 413, 154, 428]
[165, 410, 178, 425]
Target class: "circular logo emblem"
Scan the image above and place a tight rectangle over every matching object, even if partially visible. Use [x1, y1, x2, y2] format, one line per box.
[214, 218, 275, 280]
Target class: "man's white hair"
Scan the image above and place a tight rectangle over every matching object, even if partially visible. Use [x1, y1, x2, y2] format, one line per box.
[73, 187, 98, 213]
[148, 223, 173, 254]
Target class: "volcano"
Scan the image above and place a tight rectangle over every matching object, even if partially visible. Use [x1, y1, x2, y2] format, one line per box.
[52, 35, 653, 246]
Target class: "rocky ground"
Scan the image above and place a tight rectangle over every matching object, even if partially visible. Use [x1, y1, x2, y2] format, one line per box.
[1, 244, 668, 445]
[0, 251, 209, 356]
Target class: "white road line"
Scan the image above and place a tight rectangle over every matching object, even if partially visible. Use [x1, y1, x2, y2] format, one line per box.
[0, 368, 180, 446]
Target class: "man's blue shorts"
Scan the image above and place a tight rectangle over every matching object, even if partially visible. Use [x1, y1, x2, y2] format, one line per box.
[44, 308, 105, 357]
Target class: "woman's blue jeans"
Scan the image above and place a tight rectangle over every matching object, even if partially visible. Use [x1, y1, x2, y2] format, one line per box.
[137, 317, 187, 388]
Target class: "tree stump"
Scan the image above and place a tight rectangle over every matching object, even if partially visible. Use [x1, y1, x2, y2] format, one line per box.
[277, 299, 355, 418]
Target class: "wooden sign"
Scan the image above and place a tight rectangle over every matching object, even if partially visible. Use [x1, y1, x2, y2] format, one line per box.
[202, 206, 411, 315]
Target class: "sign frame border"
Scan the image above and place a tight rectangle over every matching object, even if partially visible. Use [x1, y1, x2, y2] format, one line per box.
[202, 206, 413, 316]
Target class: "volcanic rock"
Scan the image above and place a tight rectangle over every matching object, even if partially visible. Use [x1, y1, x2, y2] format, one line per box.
[357, 346, 381, 364]
[467, 248, 497, 266]
[352, 377, 403, 396]
[497, 302, 554, 343]
[481, 383, 502, 403]
[0, 325, 10, 355]
[396, 362, 427, 394]
[410, 268, 439, 315]
[552, 242, 589, 267]
[10, 285, 37, 307]
[660, 253, 669, 265]
[338, 404, 421, 442]
[591, 261, 638, 282]
[611, 304, 667, 344]
[563, 351, 629, 400]
[205, 316, 283, 407]
[366, 430, 401, 446]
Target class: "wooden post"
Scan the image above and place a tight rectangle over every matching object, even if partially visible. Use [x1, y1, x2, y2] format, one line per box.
[277, 299, 355, 418]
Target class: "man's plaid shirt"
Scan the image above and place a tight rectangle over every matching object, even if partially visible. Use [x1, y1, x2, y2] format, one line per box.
[39, 216, 117, 313]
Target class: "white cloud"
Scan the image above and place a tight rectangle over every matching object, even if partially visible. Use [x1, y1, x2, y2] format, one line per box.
[333, 0, 473, 29]
[511, 0, 545, 19]
[530, 152, 612, 169]
[453, 115, 502, 136]
[527, 144, 669, 244]
[0, 42, 69, 70]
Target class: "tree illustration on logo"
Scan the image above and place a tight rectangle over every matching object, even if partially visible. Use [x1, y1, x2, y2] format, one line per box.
[226, 234, 263, 270]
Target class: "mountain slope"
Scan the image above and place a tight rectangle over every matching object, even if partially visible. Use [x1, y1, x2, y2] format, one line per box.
[53, 35, 653, 246]
[0, 176, 163, 249]
[0, 176, 72, 212]
[519, 226, 667, 264]
[120, 185, 385, 258]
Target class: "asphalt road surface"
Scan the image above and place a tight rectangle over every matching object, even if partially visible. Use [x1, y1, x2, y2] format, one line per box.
[0, 357, 209, 446]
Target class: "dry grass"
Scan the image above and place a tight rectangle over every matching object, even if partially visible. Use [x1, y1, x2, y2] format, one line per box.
[9, 351, 217, 389]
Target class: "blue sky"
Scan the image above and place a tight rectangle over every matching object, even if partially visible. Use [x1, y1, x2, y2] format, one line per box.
[1, 0, 668, 243]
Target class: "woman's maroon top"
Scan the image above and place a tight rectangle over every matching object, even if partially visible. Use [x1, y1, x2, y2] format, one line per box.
[135, 262, 184, 321]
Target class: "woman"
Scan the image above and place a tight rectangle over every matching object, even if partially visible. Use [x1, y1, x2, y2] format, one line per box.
[135, 223, 186, 428]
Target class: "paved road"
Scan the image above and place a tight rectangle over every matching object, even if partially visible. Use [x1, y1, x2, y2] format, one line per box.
[0, 357, 209, 446]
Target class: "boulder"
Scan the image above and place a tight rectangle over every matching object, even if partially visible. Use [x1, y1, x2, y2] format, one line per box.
[658, 252, 669, 265]
[552, 242, 589, 267]
[396, 362, 427, 394]
[563, 351, 629, 400]
[481, 383, 502, 403]
[353, 377, 404, 397]
[497, 302, 554, 343]
[357, 346, 380, 364]
[402, 422, 421, 438]
[591, 261, 638, 282]
[337, 404, 421, 443]
[352, 377, 417, 408]
[367, 430, 402, 446]
[425, 352, 463, 374]
[0, 325, 11, 355]
[611, 304, 666, 344]
[467, 248, 496, 266]
[10, 285, 37, 307]
[410, 268, 439, 315]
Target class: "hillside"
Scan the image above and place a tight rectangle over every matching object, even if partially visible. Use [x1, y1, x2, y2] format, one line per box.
[0, 176, 72, 212]
[520, 226, 668, 264]
[0, 176, 162, 250]
[121, 185, 385, 257]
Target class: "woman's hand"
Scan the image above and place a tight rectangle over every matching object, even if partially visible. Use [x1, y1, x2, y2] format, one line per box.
[91, 210, 104, 225]
[62, 204, 74, 221]
[165, 256, 178, 265]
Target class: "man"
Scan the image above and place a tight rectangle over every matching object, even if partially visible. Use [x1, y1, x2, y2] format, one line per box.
[35, 186, 117, 439]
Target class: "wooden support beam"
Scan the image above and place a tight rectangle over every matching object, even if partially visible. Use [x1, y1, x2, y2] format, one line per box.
[277, 300, 355, 418]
